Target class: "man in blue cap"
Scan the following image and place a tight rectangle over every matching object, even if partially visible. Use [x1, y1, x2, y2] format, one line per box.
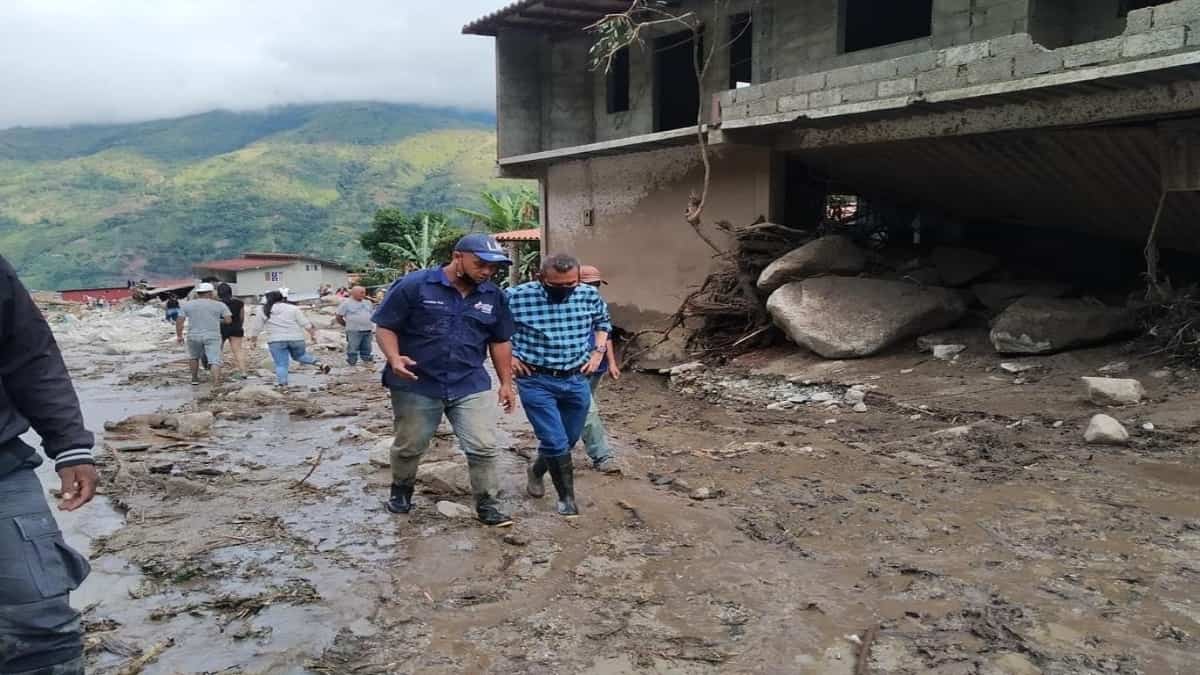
[372, 233, 517, 526]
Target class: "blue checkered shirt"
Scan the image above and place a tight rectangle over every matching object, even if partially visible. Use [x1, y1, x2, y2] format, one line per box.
[507, 282, 612, 370]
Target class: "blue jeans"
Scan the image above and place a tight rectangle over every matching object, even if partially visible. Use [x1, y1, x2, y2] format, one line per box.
[388, 389, 497, 485]
[516, 373, 591, 458]
[268, 340, 318, 385]
[345, 330, 374, 365]
[581, 374, 612, 465]
[0, 466, 90, 672]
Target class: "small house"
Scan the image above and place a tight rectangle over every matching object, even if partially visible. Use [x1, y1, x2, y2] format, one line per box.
[192, 253, 348, 300]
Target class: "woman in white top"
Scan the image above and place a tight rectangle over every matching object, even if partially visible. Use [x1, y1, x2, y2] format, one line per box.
[248, 290, 330, 386]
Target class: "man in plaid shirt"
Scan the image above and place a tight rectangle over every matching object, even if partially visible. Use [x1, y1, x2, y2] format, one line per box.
[508, 253, 611, 516]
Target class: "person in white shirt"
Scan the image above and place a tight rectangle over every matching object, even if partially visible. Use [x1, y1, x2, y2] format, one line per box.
[335, 285, 376, 366]
[247, 290, 330, 386]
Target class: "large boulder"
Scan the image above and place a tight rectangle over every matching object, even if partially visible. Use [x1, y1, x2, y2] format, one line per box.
[167, 412, 214, 437]
[971, 281, 1072, 311]
[756, 235, 866, 292]
[1081, 377, 1144, 406]
[767, 277, 968, 358]
[416, 461, 471, 496]
[990, 298, 1137, 354]
[931, 246, 999, 287]
[1085, 414, 1129, 445]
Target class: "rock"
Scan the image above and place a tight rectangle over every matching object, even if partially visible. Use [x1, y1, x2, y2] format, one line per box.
[932, 344, 966, 360]
[931, 246, 999, 287]
[502, 533, 528, 546]
[170, 412, 214, 437]
[416, 461, 471, 495]
[933, 426, 973, 438]
[369, 439, 392, 468]
[666, 361, 706, 376]
[916, 330, 972, 353]
[971, 281, 1071, 311]
[988, 652, 1043, 675]
[843, 389, 866, 406]
[1151, 369, 1172, 379]
[436, 501, 475, 519]
[990, 298, 1137, 354]
[1081, 377, 1144, 405]
[1142, 422, 1155, 431]
[689, 487, 718, 501]
[767, 277, 967, 358]
[853, 402, 868, 413]
[1084, 414, 1129, 445]
[810, 392, 835, 403]
[228, 384, 285, 402]
[999, 361, 1039, 374]
[1053, 420, 1064, 428]
[766, 401, 795, 411]
[756, 235, 866, 292]
[1097, 361, 1130, 375]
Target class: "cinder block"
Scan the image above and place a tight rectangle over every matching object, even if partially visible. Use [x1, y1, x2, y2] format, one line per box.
[718, 90, 736, 109]
[938, 0, 972, 12]
[966, 56, 1014, 85]
[1059, 37, 1121, 68]
[841, 81, 879, 102]
[793, 72, 827, 93]
[740, 85, 766, 101]
[778, 93, 810, 112]
[1124, 7, 1154, 33]
[895, 51, 939, 75]
[826, 65, 864, 88]
[862, 59, 900, 82]
[878, 77, 917, 97]
[943, 42, 990, 66]
[989, 33, 1034, 57]
[1014, 50, 1064, 77]
[1190, 21, 1200, 46]
[809, 88, 843, 108]
[745, 98, 775, 117]
[934, 12, 973, 33]
[1121, 27, 1187, 57]
[916, 65, 969, 92]
[764, 79, 794, 99]
[1154, 0, 1200, 28]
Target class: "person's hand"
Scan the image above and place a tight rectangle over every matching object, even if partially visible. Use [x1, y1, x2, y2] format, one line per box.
[608, 362, 621, 381]
[512, 358, 531, 378]
[497, 383, 516, 414]
[57, 464, 98, 511]
[389, 355, 419, 380]
[581, 351, 604, 375]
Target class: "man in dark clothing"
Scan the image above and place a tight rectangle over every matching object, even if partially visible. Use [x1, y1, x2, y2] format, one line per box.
[372, 234, 516, 526]
[0, 255, 97, 675]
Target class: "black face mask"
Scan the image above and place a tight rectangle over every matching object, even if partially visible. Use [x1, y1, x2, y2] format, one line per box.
[543, 284, 575, 304]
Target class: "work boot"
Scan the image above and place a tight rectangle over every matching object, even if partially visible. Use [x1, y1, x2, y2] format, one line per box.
[385, 481, 415, 514]
[467, 456, 511, 526]
[594, 457, 622, 474]
[544, 454, 579, 516]
[526, 456, 547, 498]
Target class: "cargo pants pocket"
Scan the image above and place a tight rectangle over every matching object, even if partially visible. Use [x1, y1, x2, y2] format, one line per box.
[11, 514, 90, 600]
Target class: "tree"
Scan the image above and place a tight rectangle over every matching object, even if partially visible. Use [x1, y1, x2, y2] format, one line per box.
[379, 214, 449, 270]
[358, 208, 463, 284]
[456, 188, 539, 233]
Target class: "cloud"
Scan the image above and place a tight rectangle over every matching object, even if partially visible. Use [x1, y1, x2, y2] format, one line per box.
[0, 0, 504, 129]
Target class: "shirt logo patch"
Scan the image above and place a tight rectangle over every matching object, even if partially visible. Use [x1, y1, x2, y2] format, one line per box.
[423, 299, 446, 306]
[473, 302, 494, 314]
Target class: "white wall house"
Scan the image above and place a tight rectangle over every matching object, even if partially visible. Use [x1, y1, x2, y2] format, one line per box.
[192, 253, 348, 300]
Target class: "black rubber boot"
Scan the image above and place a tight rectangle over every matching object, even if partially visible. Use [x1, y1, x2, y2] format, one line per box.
[526, 456, 547, 498]
[385, 482, 414, 514]
[544, 454, 579, 516]
[475, 496, 513, 527]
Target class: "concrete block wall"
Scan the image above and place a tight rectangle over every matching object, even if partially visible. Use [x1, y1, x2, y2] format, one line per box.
[720, 0, 1200, 125]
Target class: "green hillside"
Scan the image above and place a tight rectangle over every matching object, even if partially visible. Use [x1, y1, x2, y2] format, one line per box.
[0, 103, 513, 289]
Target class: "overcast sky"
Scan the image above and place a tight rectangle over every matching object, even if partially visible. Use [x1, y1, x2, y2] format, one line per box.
[0, 0, 505, 129]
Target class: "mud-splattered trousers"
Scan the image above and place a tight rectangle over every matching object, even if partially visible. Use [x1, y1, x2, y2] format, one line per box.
[0, 466, 89, 675]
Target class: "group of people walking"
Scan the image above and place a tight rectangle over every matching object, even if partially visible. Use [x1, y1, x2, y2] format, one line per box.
[374, 233, 619, 526]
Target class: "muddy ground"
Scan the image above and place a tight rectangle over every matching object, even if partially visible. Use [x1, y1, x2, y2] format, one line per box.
[43, 306, 1199, 674]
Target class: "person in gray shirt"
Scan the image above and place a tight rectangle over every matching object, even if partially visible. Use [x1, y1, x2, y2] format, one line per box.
[335, 285, 376, 366]
[176, 282, 232, 386]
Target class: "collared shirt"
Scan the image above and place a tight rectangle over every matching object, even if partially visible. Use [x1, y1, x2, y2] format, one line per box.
[507, 282, 611, 371]
[371, 268, 514, 399]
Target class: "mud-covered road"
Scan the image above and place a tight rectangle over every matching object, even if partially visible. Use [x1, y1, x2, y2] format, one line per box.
[41, 305, 1200, 674]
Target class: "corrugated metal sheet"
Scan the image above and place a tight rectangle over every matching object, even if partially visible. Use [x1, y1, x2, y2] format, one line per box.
[494, 228, 541, 242]
[463, 0, 626, 36]
[794, 125, 1200, 252]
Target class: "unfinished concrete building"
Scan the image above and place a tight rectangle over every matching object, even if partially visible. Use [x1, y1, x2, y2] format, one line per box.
[465, 0, 1200, 328]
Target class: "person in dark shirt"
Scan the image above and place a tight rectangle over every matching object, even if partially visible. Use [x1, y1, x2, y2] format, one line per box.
[0, 255, 96, 675]
[217, 283, 247, 376]
[165, 294, 181, 323]
[371, 234, 516, 526]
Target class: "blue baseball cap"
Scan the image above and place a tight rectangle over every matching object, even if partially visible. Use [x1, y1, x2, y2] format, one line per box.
[455, 233, 512, 264]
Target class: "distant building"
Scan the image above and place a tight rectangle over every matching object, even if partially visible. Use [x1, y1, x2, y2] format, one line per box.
[59, 287, 133, 303]
[192, 253, 348, 300]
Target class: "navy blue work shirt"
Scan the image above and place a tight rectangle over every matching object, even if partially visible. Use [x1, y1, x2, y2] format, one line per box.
[371, 268, 515, 400]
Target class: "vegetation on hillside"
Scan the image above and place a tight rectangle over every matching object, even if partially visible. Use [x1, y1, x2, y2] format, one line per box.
[0, 102, 517, 289]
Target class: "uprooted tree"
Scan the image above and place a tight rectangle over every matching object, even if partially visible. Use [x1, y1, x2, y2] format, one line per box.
[588, 2, 800, 358]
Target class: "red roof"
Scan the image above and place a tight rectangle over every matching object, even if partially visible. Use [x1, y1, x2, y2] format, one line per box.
[494, 228, 541, 242]
[193, 252, 344, 273]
